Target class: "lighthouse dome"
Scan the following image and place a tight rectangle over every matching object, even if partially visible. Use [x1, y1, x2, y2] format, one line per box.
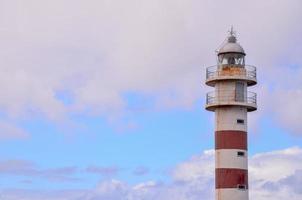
[218, 35, 245, 55]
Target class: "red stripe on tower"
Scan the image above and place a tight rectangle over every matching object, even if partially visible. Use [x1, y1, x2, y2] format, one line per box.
[216, 168, 248, 189]
[215, 131, 247, 150]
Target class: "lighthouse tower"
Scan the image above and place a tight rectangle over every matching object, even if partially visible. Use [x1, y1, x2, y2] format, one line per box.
[205, 30, 257, 200]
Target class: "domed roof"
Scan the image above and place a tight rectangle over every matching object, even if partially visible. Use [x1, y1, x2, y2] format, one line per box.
[218, 34, 245, 55]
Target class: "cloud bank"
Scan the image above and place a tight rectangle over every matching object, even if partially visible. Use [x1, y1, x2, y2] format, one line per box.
[0, 0, 301, 135]
[1, 147, 301, 200]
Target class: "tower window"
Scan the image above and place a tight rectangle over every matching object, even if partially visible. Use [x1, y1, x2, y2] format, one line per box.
[237, 184, 247, 190]
[237, 119, 244, 124]
[237, 151, 245, 157]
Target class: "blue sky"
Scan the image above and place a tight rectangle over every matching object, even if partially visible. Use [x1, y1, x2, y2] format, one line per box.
[0, 0, 301, 199]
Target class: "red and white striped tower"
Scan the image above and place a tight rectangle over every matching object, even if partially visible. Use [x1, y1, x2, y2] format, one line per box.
[205, 30, 257, 200]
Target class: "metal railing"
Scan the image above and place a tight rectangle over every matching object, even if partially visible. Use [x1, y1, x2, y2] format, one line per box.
[206, 65, 256, 80]
[206, 91, 257, 105]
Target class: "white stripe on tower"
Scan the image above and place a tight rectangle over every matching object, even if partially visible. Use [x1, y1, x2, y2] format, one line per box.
[216, 189, 249, 200]
[216, 149, 248, 169]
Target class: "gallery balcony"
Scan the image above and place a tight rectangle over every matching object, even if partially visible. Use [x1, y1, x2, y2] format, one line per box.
[205, 65, 257, 87]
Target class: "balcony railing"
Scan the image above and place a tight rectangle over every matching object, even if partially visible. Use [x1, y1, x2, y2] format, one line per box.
[206, 65, 257, 81]
[206, 91, 257, 109]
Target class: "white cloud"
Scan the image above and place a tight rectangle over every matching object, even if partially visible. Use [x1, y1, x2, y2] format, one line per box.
[172, 149, 214, 182]
[250, 146, 302, 182]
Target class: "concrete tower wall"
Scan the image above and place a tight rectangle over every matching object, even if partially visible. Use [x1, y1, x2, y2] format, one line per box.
[215, 106, 247, 131]
[215, 81, 248, 103]
[215, 116, 249, 200]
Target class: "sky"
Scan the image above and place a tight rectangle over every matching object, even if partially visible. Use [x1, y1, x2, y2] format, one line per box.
[0, 0, 302, 199]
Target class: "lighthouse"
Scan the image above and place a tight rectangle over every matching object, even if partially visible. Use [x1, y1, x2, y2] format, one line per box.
[205, 29, 257, 200]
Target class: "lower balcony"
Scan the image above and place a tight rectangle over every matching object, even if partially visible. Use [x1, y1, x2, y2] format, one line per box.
[205, 91, 257, 112]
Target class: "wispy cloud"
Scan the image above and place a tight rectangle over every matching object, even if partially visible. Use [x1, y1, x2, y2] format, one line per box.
[133, 166, 149, 176]
[0, 160, 79, 183]
[0, 121, 29, 140]
[85, 166, 119, 177]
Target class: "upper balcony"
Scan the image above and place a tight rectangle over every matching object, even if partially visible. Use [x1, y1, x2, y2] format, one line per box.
[205, 91, 257, 112]
[205, 65, 257, 87]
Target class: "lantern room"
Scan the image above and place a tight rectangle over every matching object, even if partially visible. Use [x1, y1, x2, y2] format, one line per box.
[217, 33, 245, 66]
